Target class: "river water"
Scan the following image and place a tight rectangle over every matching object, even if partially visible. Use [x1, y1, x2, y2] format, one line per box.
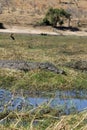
[0, 89, 87, 114]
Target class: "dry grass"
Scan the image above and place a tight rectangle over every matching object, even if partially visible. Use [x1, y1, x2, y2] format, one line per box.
[0, 33, 87, 130]
[0, 34, 87, 63]
[0, 107, 87, 130]
[0, 0, 87, 27]
[0, 34, 87, 91]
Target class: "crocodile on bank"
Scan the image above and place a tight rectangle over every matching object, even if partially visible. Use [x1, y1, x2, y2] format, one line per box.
[66, 60, 87, 71]
[0, 60, 66, 75]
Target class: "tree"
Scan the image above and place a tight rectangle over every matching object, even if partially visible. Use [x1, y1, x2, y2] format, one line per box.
[42, 8, 71, 27]
[59, 8, 71, 27]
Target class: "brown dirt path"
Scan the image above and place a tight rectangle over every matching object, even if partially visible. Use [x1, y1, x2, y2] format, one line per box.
[0, 25, 87, 36]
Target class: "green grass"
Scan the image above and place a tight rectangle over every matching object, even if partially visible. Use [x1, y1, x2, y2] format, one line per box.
[0, 34, 87, 62]
[0, 33, 87, 129]
[0, 34, 87, 91]
[0, 68, 87, 91]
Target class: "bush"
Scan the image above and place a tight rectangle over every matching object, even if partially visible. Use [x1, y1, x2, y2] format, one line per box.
[42, 18, 51, 25]
[42, 8, 71, 27]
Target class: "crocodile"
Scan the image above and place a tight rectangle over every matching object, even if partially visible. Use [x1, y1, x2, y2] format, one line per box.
[0, 60, 66, 75]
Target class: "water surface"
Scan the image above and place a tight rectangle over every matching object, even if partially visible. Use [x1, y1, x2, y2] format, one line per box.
[0, 89, 87, 114]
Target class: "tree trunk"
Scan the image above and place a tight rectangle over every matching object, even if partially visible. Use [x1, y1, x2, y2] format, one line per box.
[68, 17, 71, 27]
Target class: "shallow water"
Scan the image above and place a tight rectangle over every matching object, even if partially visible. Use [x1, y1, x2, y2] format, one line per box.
[0, 89, 87, 114]
[26, 91, 87, 114]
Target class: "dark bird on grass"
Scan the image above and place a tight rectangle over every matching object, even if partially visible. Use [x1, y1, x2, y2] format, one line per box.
[10, 33, 15, 40]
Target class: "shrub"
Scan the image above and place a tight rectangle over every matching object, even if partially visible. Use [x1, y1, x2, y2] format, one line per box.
[42, 8, 71, 27]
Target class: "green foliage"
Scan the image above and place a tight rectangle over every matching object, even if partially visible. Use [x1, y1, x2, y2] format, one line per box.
[0, 75, 16, 89]
[42, 8, 71, 27]
[42, 17, 50, 25]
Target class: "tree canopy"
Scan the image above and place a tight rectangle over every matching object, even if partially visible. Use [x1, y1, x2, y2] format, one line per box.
[42, 8, 71, 27]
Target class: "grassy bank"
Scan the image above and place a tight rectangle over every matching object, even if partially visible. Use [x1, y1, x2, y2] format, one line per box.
[0, 107, 87, 130]
[0, 33, 87, 91]
[0, 33, 87, 130]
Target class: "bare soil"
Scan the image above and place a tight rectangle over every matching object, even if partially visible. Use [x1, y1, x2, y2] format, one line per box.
[0, 0, 87, 29]
[0, 25, 87, 36]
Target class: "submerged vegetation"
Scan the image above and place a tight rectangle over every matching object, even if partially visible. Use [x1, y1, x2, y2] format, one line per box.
[0, 102, 87, 130]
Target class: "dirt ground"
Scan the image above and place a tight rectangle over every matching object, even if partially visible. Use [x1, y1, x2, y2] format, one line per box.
[0, 0, 87, 36]
[0, 25, 87, 36]
[0, 0, 87, 28]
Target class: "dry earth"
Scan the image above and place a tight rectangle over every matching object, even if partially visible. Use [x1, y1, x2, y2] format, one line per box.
[0, 25, 87, 36]
[0, 0, 87, 27]
[0, 0, 87, 36]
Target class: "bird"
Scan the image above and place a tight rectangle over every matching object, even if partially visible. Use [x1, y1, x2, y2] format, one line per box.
[10, 33, 15, 40]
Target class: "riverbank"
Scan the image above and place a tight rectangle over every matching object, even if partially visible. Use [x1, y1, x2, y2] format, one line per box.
[0, 32, 87, 130]
[0, 88, 87, 130]
[0, 25, 87, 36]
[0, 33, 87, 91]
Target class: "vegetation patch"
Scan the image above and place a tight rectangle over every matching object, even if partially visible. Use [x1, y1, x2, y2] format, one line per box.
[0, 34, 87, 91]
[0, 33, 87, 130]
[42, 8, 71, 27]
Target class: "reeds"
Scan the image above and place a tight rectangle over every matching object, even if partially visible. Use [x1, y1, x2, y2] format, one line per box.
[0, 89, 87, 130]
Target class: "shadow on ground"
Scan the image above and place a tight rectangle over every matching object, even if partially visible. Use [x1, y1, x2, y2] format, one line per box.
[0, 23, 6, 29]
[55, 26, 80, 32]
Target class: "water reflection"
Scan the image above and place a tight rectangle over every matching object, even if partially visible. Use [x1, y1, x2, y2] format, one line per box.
[0, 89, 87, 114]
